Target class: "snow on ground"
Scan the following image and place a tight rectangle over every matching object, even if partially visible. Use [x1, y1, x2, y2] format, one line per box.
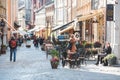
[0, 41, 120, 80]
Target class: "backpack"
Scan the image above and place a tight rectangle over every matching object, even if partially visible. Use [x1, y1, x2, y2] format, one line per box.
[10, 40, 17, 48]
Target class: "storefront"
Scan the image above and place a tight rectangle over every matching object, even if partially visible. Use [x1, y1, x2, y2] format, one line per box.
[52, 20, 75, 39]
[76, 10, 105, 43]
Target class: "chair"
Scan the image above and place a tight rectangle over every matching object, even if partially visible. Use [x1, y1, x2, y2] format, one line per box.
[76, 48, 87, 67]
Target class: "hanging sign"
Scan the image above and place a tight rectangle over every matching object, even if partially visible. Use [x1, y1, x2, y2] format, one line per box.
[106, 4, 114, 21]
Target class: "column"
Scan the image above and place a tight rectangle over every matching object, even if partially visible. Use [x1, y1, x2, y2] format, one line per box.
[93, 17, 98, 42]
[82, 21, 85, 40]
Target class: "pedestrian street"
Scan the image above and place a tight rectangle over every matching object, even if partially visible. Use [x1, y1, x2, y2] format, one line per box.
[0, 41, 120, 80]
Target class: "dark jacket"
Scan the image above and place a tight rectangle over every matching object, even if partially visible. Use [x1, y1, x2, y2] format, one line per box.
[105, 46, 112, 55]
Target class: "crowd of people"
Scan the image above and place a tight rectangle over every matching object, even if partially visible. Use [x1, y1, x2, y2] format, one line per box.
[8, 35, 45, 62]
[8, 33, 112, 67]
[60, 34, 112, 67]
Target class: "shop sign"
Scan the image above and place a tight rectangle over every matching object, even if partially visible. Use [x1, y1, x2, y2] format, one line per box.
[58, 35, 69, 41]
[106, 4, 114, 21]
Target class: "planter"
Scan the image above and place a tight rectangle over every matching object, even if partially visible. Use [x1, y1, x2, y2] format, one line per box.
[85, 43, 92, 48]
[49, 49, 59, 69]
[108, 57, 117, 66]
[50, 61, 58, 69]
[0, 45, 6, 54]
[93, 42, 101, 48]
[103, 54, 117, 66]
[103, 59, 108, 66]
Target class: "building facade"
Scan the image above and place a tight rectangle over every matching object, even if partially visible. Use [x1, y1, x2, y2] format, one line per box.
[34, 7, 46, 37]
[111, 0, 120, 63]
[45, 0, 54, 39]
[18, 5, 26, 31]
[30, 0, 120, 63]
[0, 0, 18, 44]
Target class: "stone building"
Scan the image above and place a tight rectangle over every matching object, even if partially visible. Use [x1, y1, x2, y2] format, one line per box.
[0, 0, 18, 45]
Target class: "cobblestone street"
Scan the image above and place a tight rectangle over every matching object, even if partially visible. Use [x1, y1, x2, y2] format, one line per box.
[0, 42, 120, 80]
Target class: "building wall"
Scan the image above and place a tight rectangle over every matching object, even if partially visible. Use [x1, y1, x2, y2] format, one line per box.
[71, 0, 77, 20]
[25, 0, 32, 26]
[18, 6, 26, 30]
[54, 0, 63, 25]
[0, 0, 6, 46]
[76, 0, 91, 41]
[45, 1, 54, 39]
[9, 0, 18, 38]
[113, 0, 120, 63]
[77, 0, 91, 16]
[0, 0, 18, 46]
[35, 7, 45, 38]
[35, 8, 45, 28]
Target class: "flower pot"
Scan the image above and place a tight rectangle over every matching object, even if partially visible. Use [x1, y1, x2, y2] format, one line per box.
[108, 57, 117, 66]
[0, 46, 6, 54]
[50, 61, 58, 69]
[103, 60, 108, 66]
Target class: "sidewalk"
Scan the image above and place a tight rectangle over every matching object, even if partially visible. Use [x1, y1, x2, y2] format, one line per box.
[79, 60, 120, 75]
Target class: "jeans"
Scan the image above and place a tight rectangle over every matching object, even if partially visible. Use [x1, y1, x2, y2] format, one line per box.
[96, 53, 107, 64]
[10, 48, 17, 62]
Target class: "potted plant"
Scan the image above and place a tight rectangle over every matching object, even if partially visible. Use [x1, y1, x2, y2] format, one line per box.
[93, 41, 102, 48]
[81, 40, 87, 48]
[50, 49, 59, 69]
[1, 44, 7, 54]
[103, 53, 117, 66]
[85, 42, 92, 48]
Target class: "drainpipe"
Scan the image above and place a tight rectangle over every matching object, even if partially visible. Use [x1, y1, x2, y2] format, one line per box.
[104, 0, 107, 43]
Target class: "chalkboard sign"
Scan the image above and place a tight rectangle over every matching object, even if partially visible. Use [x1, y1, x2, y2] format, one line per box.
[106, 4, 114, 21]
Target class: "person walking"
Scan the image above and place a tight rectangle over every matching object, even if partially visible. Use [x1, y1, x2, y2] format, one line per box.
[9, 37, 17, 62]
[33, 37, 39, 48]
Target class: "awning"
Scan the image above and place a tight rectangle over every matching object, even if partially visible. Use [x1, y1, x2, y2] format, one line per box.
[34, 27, 45, 32]
[27, 25, 45, 32]
[78, 10, 103, 21]
[0, 17, 16, 31]
[12, 30, 28, 35]
[52, 20, 74, 32]
[60, 25, 74, 34]
[27, 26, 39, 32]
